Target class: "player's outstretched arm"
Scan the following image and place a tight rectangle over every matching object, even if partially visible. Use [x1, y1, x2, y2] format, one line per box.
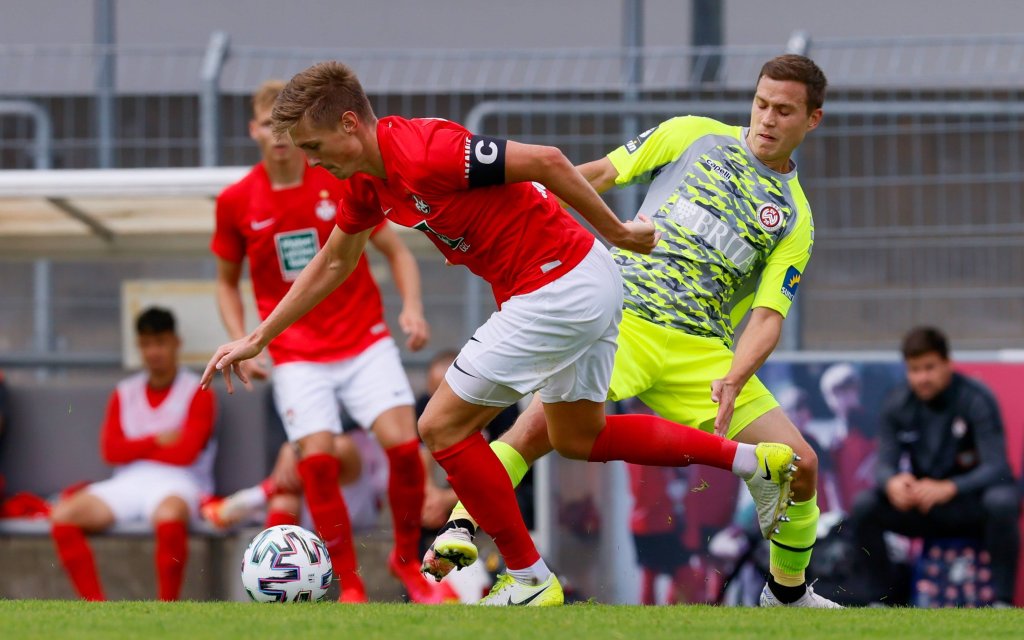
[575, 157, 620, 195]
[503, 141, 659, 254]
[201, 225, 373, 391]
[369, 224, 430, 351]
[710, 307, 783, 436]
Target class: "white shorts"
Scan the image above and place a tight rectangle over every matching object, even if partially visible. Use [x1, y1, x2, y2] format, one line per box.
[272, 337, 415, 442]
[86, 463, 203, 524]
[447, 240, 622, 407]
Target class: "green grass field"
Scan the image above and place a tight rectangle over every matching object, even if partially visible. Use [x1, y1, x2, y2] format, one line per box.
[1, 601, 1022, 640]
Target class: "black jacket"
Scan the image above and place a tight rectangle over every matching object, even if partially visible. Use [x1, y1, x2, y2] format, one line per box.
[875, 372, 1015, 494]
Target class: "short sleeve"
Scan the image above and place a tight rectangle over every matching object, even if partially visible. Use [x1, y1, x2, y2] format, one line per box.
[210, 189, 246, 263]
[385, 118, 471, 196]
[752, 203, 814, 317]
[335, 178, 385, 235]
[607, 116, 716, 187]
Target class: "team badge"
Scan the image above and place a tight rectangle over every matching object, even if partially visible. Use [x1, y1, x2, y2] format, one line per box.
[315, 190, 337, 221]
[412, 194, 431, 214]
[757, 203, 783, 232]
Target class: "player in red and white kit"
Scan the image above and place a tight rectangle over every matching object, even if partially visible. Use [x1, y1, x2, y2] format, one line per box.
[202, 62, 794, 606]
[50, 308, 216, 601]
[210, 80, 444, 603]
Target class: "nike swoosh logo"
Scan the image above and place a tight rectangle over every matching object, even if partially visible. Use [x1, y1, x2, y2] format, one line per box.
[381, 207, 393, 216]
[508, 586, 548, 606]
[761, 458, 772, 481]
[250, 218, 275, 231]
[452, 358, 477, 379]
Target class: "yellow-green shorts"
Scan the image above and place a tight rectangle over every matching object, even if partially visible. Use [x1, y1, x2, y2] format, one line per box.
[608, 311, 779, 441]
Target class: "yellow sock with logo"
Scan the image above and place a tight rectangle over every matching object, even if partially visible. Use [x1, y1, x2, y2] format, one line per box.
[447, 441, 529, 530]
[768, 494, 819, 587]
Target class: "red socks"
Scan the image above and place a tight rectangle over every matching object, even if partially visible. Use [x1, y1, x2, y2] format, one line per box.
[432, 433, 539, 570]
[296, 453, 364, 595]
[384, 439, 426, 565]
[588, 414, 738, 469]
[52, 523, 105, 601]
[265, 509, 299, 528]
[155, 521, 188, 601]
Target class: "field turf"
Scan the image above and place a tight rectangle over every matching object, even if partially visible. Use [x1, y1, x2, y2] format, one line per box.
[1, 600, 1021, 640]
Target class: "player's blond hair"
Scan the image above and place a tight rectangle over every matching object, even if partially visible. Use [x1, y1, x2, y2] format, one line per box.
[271, 61, 375, 136]
[252, 79, 286, 116]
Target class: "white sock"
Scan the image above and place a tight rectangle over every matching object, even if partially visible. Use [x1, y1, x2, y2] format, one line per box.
[228, 485, 269, 512]
[508, 557, 551, 585]
[732, 443, 758, 478]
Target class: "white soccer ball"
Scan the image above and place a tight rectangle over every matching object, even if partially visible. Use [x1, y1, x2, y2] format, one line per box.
[241, 525, 333, 602]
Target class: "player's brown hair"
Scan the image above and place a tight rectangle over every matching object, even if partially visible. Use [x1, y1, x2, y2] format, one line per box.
[901, 326, 950, 361]
[757, 54, 828, 113]
[252, 79, 286, 116]
[271, 61, 375, 136]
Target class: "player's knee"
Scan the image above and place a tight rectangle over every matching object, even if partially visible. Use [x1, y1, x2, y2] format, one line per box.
[793, 440, 818, 475]
[417, 413, 443, 450]
[152, 496, 190, 524]
[548, 428, 593, 461]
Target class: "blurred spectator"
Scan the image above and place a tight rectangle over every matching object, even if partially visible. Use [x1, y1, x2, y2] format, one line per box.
[49, 307, 216, 601]
[851, 326, 1020, 606]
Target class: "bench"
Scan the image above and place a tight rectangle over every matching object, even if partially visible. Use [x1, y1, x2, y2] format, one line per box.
[0, 377, 404, 601]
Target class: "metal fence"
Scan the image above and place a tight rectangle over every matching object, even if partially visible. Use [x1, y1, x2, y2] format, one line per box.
[2, 33, 1024, 372]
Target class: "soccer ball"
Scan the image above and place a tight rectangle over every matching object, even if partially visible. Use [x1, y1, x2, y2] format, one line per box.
[241, 525, 333, 602]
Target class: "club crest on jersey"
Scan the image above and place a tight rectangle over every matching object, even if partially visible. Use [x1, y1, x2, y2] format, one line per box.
[757, 203, 783, 232]
[412, 194, 431, 214]
[315, 190, 337, 221]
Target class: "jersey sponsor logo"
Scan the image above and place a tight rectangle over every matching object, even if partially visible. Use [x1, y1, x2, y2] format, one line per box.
[625, 125, 658, 154]
[315, 190, 337, 221]
[250, 218, 276, 231]
[757, 203, 783, 232]
[274, 228, 320, 281]
[412, 194, 431, 214]
[781, 265, 802, 301]
[667, 198, 757, 271]
[703, 158, 733, 181]
[412, 219, 469, 252]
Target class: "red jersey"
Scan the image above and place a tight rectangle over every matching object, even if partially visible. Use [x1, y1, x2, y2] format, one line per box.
[212, 164, 390, 364]
[334, 116, 595, 306]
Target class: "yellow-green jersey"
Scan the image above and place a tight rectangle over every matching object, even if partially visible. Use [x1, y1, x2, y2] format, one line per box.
[608, 116, 814, 346]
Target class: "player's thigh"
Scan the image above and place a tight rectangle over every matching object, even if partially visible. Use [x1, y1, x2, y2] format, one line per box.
[51, 490, 116, 532]
[272, 361, 343, 442]
[729, 406, 813, 460]
[418, 379, 508, 451]
[335, 338, 416, 440]
[82, 474, 149, 526]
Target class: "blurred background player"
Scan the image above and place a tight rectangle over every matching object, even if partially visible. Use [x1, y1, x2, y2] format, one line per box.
[852, 326, 1021, 606]
[49, 307, 215, 601]
[209, 79, 444, 603]
[423, 54, 838, 609]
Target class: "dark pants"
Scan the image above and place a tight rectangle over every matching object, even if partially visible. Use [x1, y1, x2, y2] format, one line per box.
[851, 484, 1021, 603]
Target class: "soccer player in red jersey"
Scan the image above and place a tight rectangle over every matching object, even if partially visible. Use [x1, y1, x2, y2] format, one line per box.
[50, 308, 216, 601]
[202, 62, 796, 606]
[209, 80, 446, 603]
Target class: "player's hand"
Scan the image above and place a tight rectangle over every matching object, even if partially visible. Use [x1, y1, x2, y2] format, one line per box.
[399, 306, 431, 352]
[911, 478, 957, 514]
[241, 351, 272, 383]
[609, 215, 661, 254]
[156, 430, 182, 447]
[200, 335, 262, 393]
[710, 377, 741, 436]
[885, 473, 918, 512]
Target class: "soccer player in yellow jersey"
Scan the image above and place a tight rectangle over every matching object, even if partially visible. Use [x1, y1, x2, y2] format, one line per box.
[424, 54, 840, 608]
